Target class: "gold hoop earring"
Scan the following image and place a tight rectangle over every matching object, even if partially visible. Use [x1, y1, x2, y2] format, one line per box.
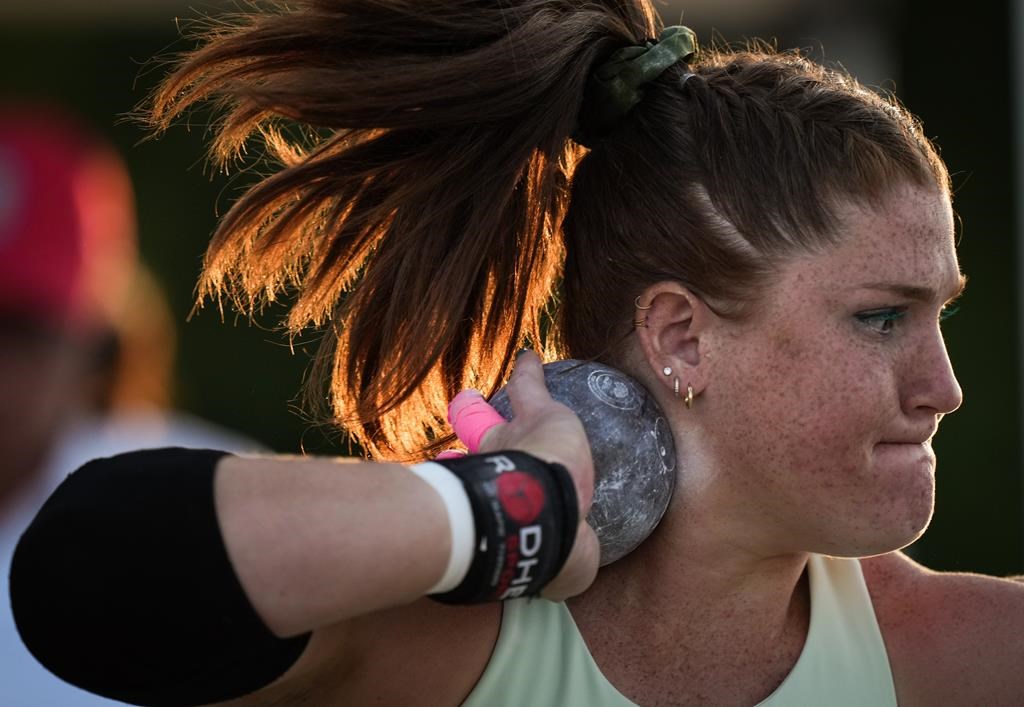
[684, 384, 695, 410]
[634, 296, 653, 310]
[634, 319, 648, 328]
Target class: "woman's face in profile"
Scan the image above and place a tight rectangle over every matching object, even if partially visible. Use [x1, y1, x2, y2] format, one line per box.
[703, 182, 964, 557]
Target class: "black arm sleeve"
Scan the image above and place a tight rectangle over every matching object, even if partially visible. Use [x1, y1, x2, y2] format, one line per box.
[9, 448, 312, 707]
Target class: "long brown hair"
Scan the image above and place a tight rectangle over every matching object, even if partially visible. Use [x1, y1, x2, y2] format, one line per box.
[146, 1, 946, 460]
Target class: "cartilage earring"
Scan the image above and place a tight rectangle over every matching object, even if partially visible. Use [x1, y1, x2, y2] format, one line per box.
[684, 384, 695, 410]
[634, 296, 652, 329]
[663, 366, 672, 376]
[673, 377, 680, 397]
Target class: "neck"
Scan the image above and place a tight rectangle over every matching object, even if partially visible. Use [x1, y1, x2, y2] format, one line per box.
[582, 493, 809, 630]
[569, 482, 812, 703]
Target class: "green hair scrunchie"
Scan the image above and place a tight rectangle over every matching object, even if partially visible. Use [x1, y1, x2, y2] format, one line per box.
[574, 25, 698, 147]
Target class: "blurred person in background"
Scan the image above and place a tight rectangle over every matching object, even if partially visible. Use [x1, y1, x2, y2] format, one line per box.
[0, 105, 257, 706]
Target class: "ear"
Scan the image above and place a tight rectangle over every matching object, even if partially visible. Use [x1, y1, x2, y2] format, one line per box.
[633, 281, 716, 400]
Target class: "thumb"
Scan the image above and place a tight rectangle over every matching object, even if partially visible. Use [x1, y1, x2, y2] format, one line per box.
[503, 350, 552, 419]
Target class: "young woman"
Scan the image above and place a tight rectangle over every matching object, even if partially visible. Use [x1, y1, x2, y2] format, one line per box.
[11, 1, 1024, 705]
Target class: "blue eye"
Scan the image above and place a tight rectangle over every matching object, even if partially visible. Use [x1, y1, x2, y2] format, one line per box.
[855, 307, 907, 335]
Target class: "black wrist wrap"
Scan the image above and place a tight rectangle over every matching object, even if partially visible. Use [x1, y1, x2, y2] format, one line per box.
[430, 451, 578, 604]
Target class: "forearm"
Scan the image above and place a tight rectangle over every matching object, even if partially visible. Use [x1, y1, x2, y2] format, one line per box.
[9, 350, 592, 706]
[9, 448, 451, 706]
[215, 454, 451, 637]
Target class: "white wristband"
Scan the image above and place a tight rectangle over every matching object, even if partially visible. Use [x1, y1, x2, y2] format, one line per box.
[408, 462, 475, 594]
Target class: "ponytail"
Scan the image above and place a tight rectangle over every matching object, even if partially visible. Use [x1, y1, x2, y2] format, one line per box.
[147, 1, 659, 459]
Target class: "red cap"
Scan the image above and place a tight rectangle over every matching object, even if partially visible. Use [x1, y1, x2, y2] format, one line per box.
[0, 106, 137, 332]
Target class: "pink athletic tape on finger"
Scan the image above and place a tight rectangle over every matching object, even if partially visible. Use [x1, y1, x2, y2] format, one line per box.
[435, 449, 468, 460]
[448, 390, 506, 453]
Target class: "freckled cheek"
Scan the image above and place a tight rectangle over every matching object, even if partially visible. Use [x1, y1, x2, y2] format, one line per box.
[728, 353, 888, 478]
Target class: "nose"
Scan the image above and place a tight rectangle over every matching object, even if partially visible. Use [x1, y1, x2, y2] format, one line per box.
[904, 326, 963, 415]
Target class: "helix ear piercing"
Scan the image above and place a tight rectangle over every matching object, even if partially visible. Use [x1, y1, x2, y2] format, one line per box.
[634, 296, 653, 329]
[663, 366, 672, 376]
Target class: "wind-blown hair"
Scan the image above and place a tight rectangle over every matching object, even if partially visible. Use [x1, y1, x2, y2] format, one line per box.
[146, 0, 947, 460]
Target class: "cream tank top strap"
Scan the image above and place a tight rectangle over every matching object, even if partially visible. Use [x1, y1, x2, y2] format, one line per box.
[461, 554, 897, 706]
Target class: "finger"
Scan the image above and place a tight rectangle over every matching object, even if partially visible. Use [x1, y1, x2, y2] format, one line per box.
[504, 349, 553, 419]
[434, 449, 467, 460]
[447, 389, 506, 453]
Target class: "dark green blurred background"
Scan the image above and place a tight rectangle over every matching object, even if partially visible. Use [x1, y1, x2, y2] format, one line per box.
[1, 0, 1020, 574]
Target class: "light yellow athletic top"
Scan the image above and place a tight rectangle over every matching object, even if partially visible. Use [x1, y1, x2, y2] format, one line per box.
[463, 554, 897, 706]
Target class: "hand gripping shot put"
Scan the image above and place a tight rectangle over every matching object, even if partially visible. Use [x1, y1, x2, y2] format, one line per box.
[451, 360, 676, 566]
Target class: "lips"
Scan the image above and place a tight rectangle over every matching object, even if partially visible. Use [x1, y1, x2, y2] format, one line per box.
[873, 440, 936, 465]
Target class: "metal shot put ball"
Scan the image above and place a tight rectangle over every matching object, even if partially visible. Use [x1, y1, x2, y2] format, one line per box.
[488, 360, 677, 565]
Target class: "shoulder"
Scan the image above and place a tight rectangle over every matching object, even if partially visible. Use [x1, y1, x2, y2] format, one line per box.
[861, 551, 1024, 706]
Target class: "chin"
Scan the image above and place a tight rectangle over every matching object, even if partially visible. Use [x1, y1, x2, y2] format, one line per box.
[893, 494, 936, 548]
[866, 444, 937, 549]
[867, 508, 933, 556]
[814, 473, 936, 559]
[881, 503, 935, 557]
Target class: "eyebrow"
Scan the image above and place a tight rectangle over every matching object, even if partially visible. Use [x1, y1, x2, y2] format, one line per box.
[854, 274, 967, 303]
